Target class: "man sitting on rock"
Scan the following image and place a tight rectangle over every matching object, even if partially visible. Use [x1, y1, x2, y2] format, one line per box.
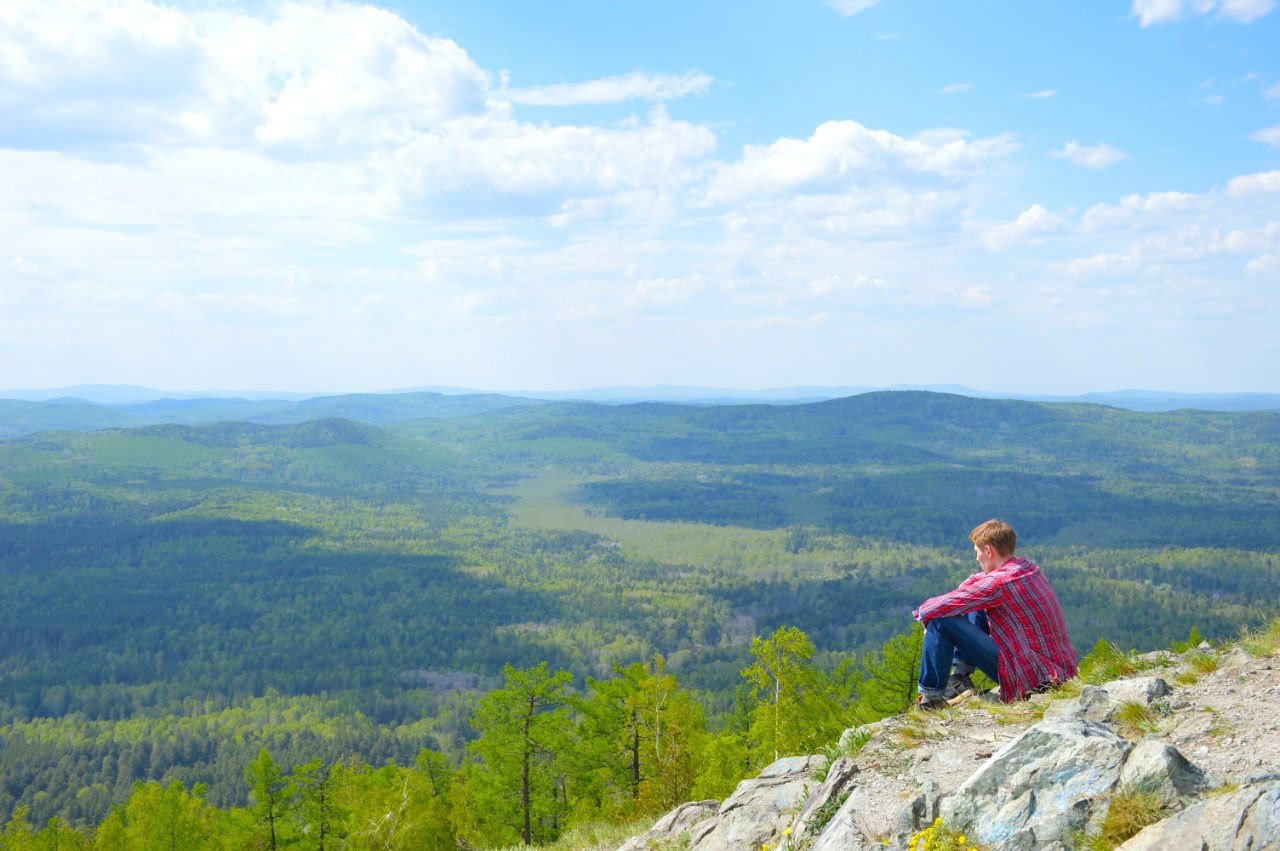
[913, 519, 1077, 709]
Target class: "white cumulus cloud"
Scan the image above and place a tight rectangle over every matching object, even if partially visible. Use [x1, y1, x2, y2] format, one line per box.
[1082, 191, 1196, 230]
[1227, 171, 1280, 197]
[705, 121, 1018, 203]
[984, 204, 1065, 249]
[1051, 141, 1130, 169]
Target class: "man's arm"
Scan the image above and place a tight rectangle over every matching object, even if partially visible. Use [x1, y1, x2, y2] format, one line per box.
[916, 573, 1003, 623]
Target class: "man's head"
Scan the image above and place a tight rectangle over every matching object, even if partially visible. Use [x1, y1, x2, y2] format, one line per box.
[970, 519, 1016, 572]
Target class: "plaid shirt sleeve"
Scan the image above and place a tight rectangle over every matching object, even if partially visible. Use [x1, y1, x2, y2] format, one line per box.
[915, 572, 1002, 622]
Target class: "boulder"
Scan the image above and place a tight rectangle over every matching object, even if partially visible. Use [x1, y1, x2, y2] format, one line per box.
[1117, 738, 1212, 807]
[941, 718, 1133, 850]
[1115, 778, 1280, 850]
[686, 755, 822, 851]
[617, 800, 719, 851]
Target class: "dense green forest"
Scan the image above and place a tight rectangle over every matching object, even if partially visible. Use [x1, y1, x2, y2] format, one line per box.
[1, 391, 1277, 844]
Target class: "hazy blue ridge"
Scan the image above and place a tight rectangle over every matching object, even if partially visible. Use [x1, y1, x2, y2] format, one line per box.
[0, 391, 553, 438]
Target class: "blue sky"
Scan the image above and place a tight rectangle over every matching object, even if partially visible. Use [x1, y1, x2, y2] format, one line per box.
[3, 0, 1279, 394]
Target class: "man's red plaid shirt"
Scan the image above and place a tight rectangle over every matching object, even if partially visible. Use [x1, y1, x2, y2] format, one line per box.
[916, 556, 1077, 702]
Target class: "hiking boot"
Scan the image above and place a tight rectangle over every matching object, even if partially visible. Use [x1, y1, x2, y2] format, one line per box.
[943, 673, 977, 705]
[917, 691, 949, 711]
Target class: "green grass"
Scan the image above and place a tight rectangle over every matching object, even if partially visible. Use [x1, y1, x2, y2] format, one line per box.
[492, 816, 658, 850]
[1074, 785, 1169, 850]
[1078, 640, 1141, 685]
[1185, 650, 1220, 674]
[1112, 701, 1160, 738]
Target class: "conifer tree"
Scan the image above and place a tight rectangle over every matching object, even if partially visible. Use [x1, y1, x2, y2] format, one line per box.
[246, 749, 291, 850]
[576, 655, 705, 817]
[859, 622, 925, 718]
[290, 758, 344, 850]
[742, 626, 850, 763]
[457, 662, 574, 847]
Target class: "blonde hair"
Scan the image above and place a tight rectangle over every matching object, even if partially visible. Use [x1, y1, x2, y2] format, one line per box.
[970, 519, 1017, 557]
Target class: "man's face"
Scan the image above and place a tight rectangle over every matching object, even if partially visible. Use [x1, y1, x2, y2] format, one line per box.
[974, 543, 1002, 573]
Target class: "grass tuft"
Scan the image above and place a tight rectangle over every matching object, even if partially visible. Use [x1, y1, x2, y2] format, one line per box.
[1185, 650, 1219, 674]
[1112, 701, 1160, 738]
[1074, 785, 1169, 851]
[1078, 640, 1140, 685]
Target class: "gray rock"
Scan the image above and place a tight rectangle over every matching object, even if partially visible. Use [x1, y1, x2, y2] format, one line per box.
[1043, 679, 1170, 725]
[1098, 677, 1170, 706]
[1136, 650, 1175, 666]
[890, 777, 943, 847]
[808, 790, 879, 851]
[687, 755, 822, 851]
[1118, 739, 1211, 807]
[1042, 685, 1111, 722]
[616, 799, 719, 851]
[790, 756, 859, 839]
[1115, 778, 1280, 850]
[1220, 646, 1253, 670]
[941, 718, 1133, 850]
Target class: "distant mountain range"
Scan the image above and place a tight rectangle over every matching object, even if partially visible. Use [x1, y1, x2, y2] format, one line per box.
[2, 384, 1280, 440]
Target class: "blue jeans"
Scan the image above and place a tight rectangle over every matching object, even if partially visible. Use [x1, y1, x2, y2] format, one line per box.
[919, 611, 999, 693]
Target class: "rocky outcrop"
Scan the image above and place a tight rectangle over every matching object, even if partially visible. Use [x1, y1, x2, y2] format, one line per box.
[619, 644, 1280, 850]
[623, 755, 823, 851]
[1115, 777, 1280, 850]
[616, 800, 718, 851]
[942, 718, 1132, 849]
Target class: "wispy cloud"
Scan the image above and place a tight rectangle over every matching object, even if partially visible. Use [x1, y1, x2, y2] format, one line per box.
[1248, 125, 1280, 148]
[824, 0, 883, 15]
[1050, 141, 1130, 169]
[504, 71, 713, 106]
[1022, 89, 1058, 99]
[941, 83, 974, 94]
[1131, 0, 1275, 25]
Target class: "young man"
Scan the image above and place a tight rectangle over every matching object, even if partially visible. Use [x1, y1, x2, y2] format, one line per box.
[913, 519, 1077, 709]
